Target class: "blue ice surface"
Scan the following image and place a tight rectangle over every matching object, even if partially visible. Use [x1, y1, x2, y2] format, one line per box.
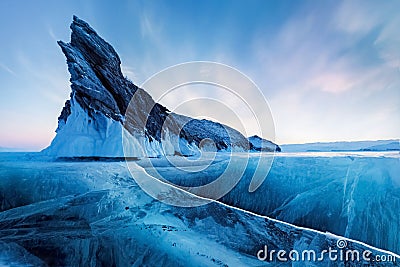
[143, 151, 400, 255]
[0, 151, 399, 266]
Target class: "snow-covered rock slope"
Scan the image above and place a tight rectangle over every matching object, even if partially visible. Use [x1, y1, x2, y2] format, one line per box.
[43, 16, 260, 157]
[248, 135, 281, 152]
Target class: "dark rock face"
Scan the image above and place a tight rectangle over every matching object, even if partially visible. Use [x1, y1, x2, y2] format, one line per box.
[58, 16, 134, 121]
[55, 16, 275, 155]
[58, 16, 177, 143]
[56, 100, 71, 132]
[175, 114, 251, 151]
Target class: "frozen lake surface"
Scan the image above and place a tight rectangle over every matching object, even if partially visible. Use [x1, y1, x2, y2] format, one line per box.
[0, 152, 399, 266]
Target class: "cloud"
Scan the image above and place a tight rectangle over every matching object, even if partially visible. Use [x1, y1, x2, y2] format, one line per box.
[0, 62, 16, 76]
[16, 50, 69, 104]
[333, 0, 400, 68]
[2, 1, 398, 148]
[139, 10, 164, 45]
[140, 62, 276, 140]
[139, 13, 155, 39]
[121, 64, 138, 81]
[333, 0, 381, 35]
[47, 27, 58, 42]
[250, 1, 400, 143]
[374, 16, 400, 69]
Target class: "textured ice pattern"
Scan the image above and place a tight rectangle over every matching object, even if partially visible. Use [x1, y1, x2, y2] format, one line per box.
[0, 153, 398, 266]
[156, 152, 400, 255]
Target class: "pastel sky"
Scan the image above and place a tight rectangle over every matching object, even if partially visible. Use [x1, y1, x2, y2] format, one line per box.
[0, 0, 399, 150]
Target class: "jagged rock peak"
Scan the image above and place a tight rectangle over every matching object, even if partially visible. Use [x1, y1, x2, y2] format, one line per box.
[45, 16, 268, 157]
[69, 15, 122, 75]
[57, 16, 138, 122]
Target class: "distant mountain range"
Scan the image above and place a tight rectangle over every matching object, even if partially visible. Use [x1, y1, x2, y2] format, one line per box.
[281, 139, 399, 152]
[0, 147, 28, 152]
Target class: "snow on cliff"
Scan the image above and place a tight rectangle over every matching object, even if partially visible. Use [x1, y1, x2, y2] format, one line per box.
[43, 16, 262, 158]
